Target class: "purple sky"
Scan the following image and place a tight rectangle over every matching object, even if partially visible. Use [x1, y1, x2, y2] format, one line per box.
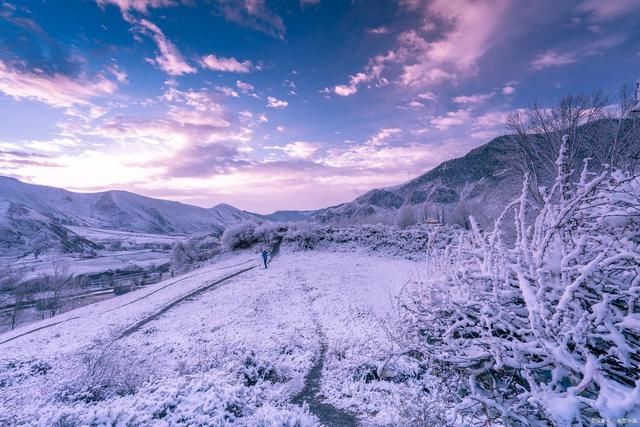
[0, 0, 639, 213]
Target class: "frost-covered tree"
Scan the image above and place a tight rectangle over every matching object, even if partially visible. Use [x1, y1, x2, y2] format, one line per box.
[399, 136, 640, 425]
[396, 205, 418, 229]
[170, 241, 191, 274]
[507, 88, 639, 203]
[34, 261, 77, 319]
[0, 265, 27, 330]
[31, 231, 50, 259]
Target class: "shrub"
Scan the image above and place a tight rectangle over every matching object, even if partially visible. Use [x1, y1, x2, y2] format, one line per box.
[221, 222, 258, 250]
[58, 340, 153, 403]
[398, 140, 640, 425]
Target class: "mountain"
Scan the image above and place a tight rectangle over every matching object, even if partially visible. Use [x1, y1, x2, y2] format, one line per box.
[313, 119, 640, 229]
[313, 135, 522, 228]
[0, 177, 254, 255]
[253, 210, 315, 222]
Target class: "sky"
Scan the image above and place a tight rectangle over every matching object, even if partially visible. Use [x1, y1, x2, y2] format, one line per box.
[0, 0, 639, 213]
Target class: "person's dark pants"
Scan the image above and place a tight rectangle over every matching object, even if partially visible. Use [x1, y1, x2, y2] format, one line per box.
[263, 258, 268, 268]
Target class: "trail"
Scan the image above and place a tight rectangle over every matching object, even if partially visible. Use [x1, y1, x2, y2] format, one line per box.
[118, 264, 256, 339]
[0, 258, 256, 346]
[293, 276, 359, 427]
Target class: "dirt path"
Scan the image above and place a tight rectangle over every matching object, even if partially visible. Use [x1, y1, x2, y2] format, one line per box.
[118, 264, 256, 339]
[293, 278, 359, 427]
[104, 258, 255, 314]
[0, 260, 257, 347]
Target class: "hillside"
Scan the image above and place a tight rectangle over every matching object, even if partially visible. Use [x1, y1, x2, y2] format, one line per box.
[313, 135, 522, 228]
[314, 119, 640, 229]
[0, 177, 254, 255]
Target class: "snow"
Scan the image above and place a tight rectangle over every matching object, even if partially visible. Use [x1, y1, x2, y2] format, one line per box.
[0, 249, 432, 425]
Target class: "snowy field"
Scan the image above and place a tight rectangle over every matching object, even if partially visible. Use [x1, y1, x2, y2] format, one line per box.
[0, 250, 430, 426]
[65, 226, 186, 246]
[4, 249, 170, 280]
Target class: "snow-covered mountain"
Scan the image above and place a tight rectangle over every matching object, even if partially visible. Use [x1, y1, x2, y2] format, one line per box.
[313, 135, 523, 228]
[314, 119, 640, 229]
[0, 177, 255, 254]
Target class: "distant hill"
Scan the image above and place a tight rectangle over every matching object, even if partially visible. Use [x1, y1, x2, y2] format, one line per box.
[313, 135, 521, 228]
[253, 210, 315, 222]
[0, 177, 254, 255]
[313, 119, 640, 229]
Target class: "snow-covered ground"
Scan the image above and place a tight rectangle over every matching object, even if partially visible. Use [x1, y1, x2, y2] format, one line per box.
[0, 249, 431, 426]
[4, 249, 171, 280]
[65, 226, 185, 246]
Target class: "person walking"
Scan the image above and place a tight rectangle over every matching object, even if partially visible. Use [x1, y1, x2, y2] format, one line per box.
[261, 250, 269, 269]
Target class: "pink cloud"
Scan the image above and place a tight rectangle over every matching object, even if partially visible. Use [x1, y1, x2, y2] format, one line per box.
[137, 19, 196, 76]
[0, 60, 117, 108]
[330, 51, 395, 96]
[397, 0, 511, 87]
[502, 85, 516, 95]
[267, 96, 288, 108]
[530, 50, 577, 70]
[430, 109, 471, 130]
[452, 92, 494, 105]
[278, 141, 319, 159]
[96, 0, 179, 14]
[236, 80, 255, 92]
[201, 54, 253, 73]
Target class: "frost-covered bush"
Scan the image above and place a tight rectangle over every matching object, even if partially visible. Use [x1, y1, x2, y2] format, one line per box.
[41, 348, 318, 427]
[170, 234, 221, 274]
[58, 340, 154, 403]
[284, 222, 459, 258]
[284, 222, 324, 249]
[254, 222, 285, 244]
[399, 140, 640, 425]
[221, 222, 259, 250]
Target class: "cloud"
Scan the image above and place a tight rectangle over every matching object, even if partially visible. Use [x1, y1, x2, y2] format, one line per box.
[417, 92, 437, 101]
[502, 85, 516, 95]
[96, 0, 179, 15]
[300, 0, 320, 6]
[107, 64, 129, 83]
[330, 51, 395, 96]
[530, 35, 625, 71]
[0, 60, 117, 108]
[165, 143, 245, 177]
[201, 54, 253, 73]
[578, 0, 638, 21]
[406, 100, 425, 109]
[365, 128, 402, 146]
[430, 109, 471, 130]
[236, 80, 255, 92]
[216, 86, 239, 97]
[214, 0, 285, 39]
[452, 92, 494, 105]
[136, 19, 196, 76]
[267, 96, 288, 108]
[96, 2, 195, 77]
[279, 141, 319, 159]
[367, 26, 389, 35]
[396, 0, 512, 87]
[530, 50, 577, 70]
